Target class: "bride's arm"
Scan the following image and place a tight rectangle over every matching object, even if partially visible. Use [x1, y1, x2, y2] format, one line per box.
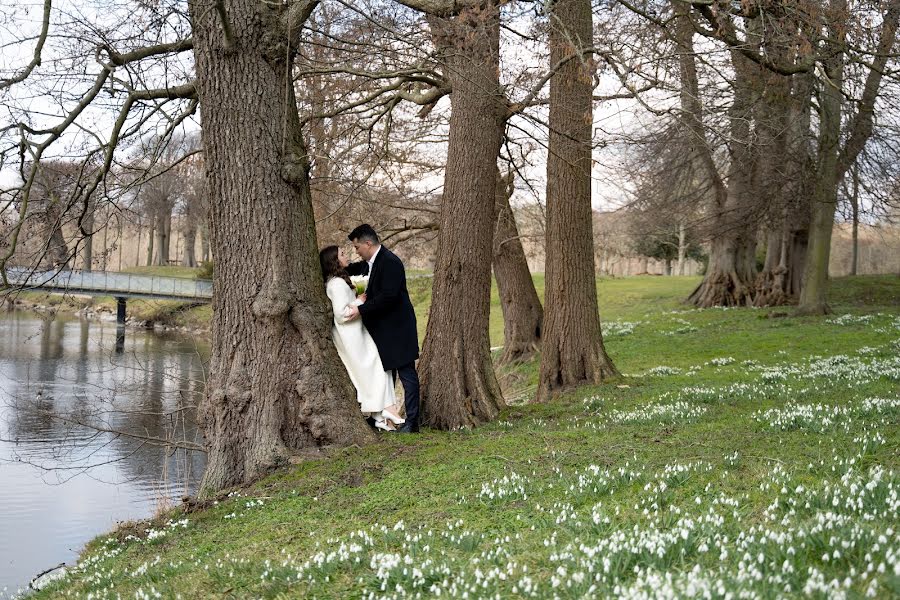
[326, 280, 354, 324]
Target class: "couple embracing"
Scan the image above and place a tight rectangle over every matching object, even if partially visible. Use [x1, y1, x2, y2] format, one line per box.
[318, 224, 420, 433]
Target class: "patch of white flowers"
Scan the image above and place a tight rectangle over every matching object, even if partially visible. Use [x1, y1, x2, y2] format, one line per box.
[662, 318, 699, 336]
[753, 396, 899, 433]
[657, 381, 797, 405]
[477, 472, 528, 502]
[756, 353, 900, 386]
[826, 314, 876, 326]
[606, 402, 707, 426]
[708, 357, 736, 366]
[603, 320, 643, 337]
[645, 366, 682, 376]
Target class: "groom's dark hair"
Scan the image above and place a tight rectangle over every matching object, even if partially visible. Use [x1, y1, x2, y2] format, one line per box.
[348, 223, 379, 244]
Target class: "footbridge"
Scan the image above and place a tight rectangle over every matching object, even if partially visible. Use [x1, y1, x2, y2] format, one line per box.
[5, 267, 212, 324]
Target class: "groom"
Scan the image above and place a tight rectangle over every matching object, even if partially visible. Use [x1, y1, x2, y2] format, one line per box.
[344, 224, 421, 433]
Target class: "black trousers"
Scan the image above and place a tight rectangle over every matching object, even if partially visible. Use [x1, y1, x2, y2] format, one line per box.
[393, 362, 420, 425]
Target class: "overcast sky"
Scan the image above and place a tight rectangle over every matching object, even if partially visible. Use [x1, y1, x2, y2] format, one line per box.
[0, 0, 667, 214]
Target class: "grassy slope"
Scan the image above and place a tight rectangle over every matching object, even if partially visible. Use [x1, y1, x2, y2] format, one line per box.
[31, 275, 900, 599]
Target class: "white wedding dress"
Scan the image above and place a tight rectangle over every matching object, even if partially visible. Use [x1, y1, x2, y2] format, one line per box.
[326, 277, 403, 429]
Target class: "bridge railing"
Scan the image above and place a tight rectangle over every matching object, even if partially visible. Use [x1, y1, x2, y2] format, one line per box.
[5, 268, 213, 300]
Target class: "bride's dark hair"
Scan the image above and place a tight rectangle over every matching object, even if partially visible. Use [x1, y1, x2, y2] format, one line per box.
[319, 245, 352, 288]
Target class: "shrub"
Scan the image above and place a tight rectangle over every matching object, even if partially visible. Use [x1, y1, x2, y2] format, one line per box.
[198, 261, 213, 279]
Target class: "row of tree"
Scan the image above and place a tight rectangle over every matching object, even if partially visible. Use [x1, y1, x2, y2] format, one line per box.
[4, 143, 208, 272]
[631, 0, 900, 313]
[2, 0, 898, 495]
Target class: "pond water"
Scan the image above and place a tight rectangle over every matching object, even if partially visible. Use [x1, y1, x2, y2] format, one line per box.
[0, 310, 207, 596]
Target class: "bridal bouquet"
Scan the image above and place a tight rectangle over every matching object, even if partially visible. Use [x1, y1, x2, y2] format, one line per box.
[350, 275, 369, 296]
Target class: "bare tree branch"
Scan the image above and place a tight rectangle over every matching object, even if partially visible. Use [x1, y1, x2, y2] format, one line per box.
[0, 0, 52, 90]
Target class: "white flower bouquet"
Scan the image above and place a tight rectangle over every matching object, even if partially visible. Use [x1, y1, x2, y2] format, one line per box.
[350, 275, 369, 296]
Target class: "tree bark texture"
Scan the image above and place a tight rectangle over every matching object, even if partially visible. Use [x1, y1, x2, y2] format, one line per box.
[153, 210, 171, 266]
[189, 0, 374, 495]
[688, 40, 760, 307]
[146, 224, 155, 267]
[81, 210, 94, 270]
[492, 170, 543, 364]
[201, 226, 210, 262]
[850, 168, 859, 276]
[37, 200, 68, 268]
[754, 224, 807, 306]
[753, 22, 814, 307]
[418, 3, 506, 429]
[798, 1, 847, 314]
[799, 0, 899, 313]
[674, 5, 757, 306]
[537, 0, 618, 402]
[182, 225, 198, 267]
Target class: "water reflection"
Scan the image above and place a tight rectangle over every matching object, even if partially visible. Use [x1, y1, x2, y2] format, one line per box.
[0, 310, 208, 595]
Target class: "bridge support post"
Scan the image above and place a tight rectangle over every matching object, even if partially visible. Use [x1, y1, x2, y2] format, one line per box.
[116, 297, 127, 325]
[115, 324, 126, 354]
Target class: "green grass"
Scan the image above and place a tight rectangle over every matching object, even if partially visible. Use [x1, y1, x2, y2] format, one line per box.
[120, 265, 206, 279]
[25, 275, 900, 598]
[410, 274, 702, 346]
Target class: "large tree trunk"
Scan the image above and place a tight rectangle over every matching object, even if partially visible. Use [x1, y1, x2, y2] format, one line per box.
[801, 180, 839, 314]
[146, 224, 155, 267]
[42, 199, 69, 268]
[799, 0, 898, 313]
[492, 170, 543, 364]
[673, 3, 755, 306]
[153, 210, 171, 266]
[849, 163, 859, 276]
[189, 0, 374, 496]
[755, 224, 788, 307]
[200, 225, 210, 263]
[750, 50, 791, 306]
[418, 3, 506, 429]
[182, 225, 198, 267]
[81, 210, 94, 270]
[753, 22, 815, 307]
[688, 35, 760, 307]
[690, 229, 757, 306]
[787, 229, 807, 296]
[754, 214, 810, 307]
[537, 0, 617, 402]
[798, 15, 844, 314]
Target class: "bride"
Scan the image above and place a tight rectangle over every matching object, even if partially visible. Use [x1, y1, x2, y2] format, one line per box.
[319, 245, 405, 431]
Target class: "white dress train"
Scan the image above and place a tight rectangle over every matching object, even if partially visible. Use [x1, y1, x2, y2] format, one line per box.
[326, 277, 403, 429]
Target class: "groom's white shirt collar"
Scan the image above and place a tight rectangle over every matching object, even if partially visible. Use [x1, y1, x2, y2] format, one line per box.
[367, 244, 382, 273]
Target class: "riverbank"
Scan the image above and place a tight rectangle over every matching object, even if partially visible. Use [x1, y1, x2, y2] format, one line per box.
[23, 274, 900, 599]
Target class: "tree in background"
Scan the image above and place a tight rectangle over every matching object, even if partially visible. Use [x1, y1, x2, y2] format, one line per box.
[407, 0, 507, 429]
[538, 0, 618, 401]
[628, 215, 705, 276]
[178, 156, 206, 268]
[675, 0, 900, 311]
[492, 169, 543, 363]
[18, 161, 79, 269]
[798, 0, 900, 314]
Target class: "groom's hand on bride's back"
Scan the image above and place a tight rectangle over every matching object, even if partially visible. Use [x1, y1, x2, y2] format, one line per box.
[345, 305, 361, 321]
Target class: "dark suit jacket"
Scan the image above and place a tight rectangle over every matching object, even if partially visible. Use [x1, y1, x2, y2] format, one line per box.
[346, 246, 419, 370]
